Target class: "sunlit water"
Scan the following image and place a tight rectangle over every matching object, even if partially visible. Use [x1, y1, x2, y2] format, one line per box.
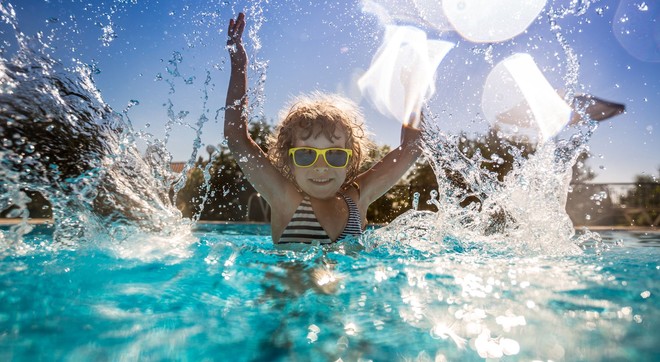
[0, 224, 658, 360]
[1, 0, 659, 360]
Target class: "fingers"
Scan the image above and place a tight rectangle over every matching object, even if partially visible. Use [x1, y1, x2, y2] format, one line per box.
[227, 12, 245, 44]
[236, 12, 245, 37]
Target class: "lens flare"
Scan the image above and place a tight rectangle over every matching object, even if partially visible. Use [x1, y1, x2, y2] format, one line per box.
[613, 0, 660, 62]
[358, 25, 453, 128]
[482, 53, 572, 143]
[443, 0, 546, 43]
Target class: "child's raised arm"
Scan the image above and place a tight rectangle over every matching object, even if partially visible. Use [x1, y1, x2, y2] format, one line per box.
[355, 119, 423, 207]
[224, 13, 289, 205]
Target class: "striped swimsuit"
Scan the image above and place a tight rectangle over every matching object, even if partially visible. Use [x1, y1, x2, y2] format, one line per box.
[277, 193, 362, 245]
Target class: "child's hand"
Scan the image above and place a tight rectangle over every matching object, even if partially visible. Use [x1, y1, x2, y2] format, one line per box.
[227, 13, 247, 69]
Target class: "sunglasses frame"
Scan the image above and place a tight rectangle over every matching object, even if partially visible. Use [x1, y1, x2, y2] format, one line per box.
[288, 147, 353, 168]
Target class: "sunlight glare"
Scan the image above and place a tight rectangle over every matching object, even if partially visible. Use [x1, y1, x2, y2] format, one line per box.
[358, 25, 453, 128]
[482, 53, 572, 143]
[443, 0, 546, 43]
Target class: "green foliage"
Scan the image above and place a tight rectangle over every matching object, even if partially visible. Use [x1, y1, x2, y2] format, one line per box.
[10, 122, 657, 228]
[620, 169, 660, 209]
[460, 129, 536, 182]
[138, 126, 550, 224]
[428, 129, 536, 208]
[174, 119, 273, 221]
[363, 145, 409, 223]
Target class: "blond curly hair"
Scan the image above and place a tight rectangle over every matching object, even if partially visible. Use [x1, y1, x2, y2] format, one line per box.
[267, 92, 374, 186]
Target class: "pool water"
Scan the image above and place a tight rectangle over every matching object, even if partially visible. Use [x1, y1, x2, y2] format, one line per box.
[1, 1, 658, 360]
[0, 223, 658, 361]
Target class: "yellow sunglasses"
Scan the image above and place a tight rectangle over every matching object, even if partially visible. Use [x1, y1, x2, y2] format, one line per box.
[288, 147, 353, 168]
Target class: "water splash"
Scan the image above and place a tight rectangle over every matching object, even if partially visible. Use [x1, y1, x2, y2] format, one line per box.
[0, 2, 188, 254]
[361, 1, 611, 256]
[370, 110, 594, 256]
[0, 0, 607, 260]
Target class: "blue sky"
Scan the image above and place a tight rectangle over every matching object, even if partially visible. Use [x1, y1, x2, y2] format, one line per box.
[2, 0, 659, 183]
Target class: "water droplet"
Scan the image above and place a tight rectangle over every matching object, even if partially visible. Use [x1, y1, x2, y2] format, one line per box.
[99, 22, 117, 47]
[124, 100, 139, 112]
[412, 192, 420, 211]
[7, 208, 22, 218]
[307, 331, 318, 343]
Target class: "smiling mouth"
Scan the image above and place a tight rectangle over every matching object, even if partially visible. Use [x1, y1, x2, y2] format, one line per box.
[310, 178, 331, 184]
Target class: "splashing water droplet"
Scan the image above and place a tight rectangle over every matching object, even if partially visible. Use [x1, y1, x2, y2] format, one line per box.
[426, 190, 441, 211]
[412, 192, 420, 211]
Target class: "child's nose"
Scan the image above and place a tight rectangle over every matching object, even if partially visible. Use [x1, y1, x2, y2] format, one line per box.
[314, 155, 329, 170]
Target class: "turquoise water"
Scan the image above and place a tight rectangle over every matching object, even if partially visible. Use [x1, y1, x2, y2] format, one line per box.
[1, 1, 659, 360]
[1, 223, 658, 361]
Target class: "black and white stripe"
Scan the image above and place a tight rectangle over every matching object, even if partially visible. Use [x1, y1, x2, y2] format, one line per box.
[277, 193, 362, 245]
[278, 196, 332, 244]
[335, 193, 362, 241]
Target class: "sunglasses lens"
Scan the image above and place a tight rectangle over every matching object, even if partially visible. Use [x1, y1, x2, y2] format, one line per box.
[325, 149, 349, 167]
[293, 148, 316, 166]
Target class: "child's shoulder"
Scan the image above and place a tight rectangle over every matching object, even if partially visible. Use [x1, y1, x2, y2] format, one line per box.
[341, 182, 361, 202]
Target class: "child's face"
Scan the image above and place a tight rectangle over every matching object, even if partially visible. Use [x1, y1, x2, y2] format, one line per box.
[290, 127, 349, 200]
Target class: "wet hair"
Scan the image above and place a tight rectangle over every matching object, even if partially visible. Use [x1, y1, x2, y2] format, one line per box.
[267, 92, 374, 185]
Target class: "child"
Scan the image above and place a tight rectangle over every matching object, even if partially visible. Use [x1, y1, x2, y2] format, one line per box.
[225, 13, 422, 245]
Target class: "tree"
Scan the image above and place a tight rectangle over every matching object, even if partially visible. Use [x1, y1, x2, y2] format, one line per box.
[418, 129, 535, 209]
[620, 169, 660, 209]
[175, 118, 273, 221]
[363, 145, 415, 223]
